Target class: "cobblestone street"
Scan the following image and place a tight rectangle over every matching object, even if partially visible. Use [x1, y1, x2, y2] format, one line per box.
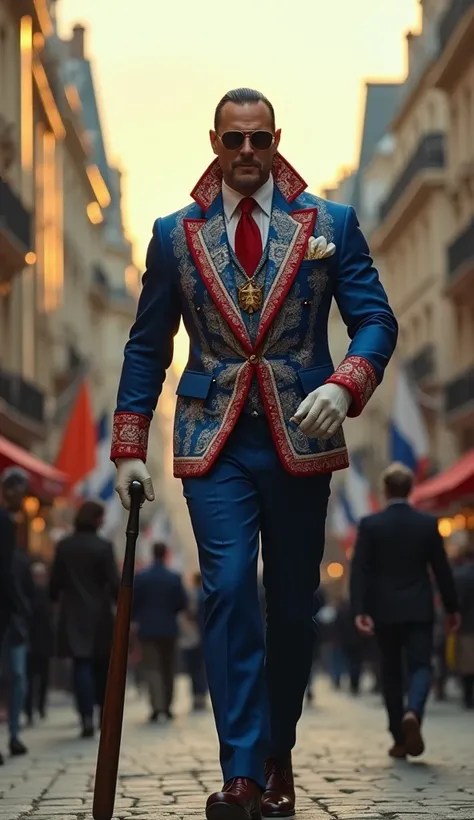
[0, 679, 473, 820]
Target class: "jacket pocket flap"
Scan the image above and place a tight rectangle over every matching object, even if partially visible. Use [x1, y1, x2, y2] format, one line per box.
[176, 370, 213, 399]
[298, 364, 334, 395]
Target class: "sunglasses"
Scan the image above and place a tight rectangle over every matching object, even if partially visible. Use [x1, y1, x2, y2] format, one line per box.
[218, 130, 275, 151]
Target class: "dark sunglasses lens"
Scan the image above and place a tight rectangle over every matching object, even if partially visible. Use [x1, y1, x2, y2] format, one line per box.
[221, 132, 244, 150]
[251, 131, 273, 150]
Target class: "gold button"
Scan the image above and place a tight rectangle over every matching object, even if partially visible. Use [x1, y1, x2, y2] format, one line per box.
[249, 354, 258, 363]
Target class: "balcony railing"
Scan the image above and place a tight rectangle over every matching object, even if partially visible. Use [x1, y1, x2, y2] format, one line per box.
[379, 133, 445, 222]
[447, 219, 474, 281]
[0, 369, 45, 425]
[0, 177, 32, 250]
[445, 365, 474, 416]
[408, 343, 436, 385]
[439, 0, 474, 52]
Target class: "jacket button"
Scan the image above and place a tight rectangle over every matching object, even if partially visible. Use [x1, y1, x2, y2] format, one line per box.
[303, 299, 311, 307]
[251, 410, 259, 417]
[212, 378, 216, 383]
[196, 306, 201, 312]
[249, 354, 258, 363]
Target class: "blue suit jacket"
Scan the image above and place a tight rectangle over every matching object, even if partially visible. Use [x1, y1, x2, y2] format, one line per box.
[132, 563, 187, 640]
[111, 153, 398, 477]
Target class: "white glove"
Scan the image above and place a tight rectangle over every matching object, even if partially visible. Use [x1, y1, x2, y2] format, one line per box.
[290, 383, 351, 439]
[115, 458, 155, 510]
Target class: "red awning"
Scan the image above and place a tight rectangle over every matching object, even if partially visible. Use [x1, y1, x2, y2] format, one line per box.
[411, 448, 474, 511]
[0, 435, 68, 499]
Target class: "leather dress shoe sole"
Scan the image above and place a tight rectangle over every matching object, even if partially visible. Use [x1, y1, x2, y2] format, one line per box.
[261, 804, 295, 818]
[206, 804, 261, 820]
[402, 714, 424, 757]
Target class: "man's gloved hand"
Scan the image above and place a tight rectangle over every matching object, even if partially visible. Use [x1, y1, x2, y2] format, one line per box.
[290, 383, 351, 439]
[115, 458, 155, 510]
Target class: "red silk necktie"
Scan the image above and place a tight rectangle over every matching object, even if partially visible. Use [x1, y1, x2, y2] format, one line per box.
[234, 197, 263, 278]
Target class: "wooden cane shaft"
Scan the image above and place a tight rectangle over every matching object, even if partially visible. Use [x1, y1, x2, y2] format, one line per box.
[92, 587, 132, 820]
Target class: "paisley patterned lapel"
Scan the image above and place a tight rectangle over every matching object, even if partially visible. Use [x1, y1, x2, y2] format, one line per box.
[255, 198, 317, 349]
[183, 211, 253, 353]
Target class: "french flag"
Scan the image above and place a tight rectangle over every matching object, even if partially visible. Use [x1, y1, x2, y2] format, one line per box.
[345, 456, 378, 520]
[390, 364, 430, 478]
[328, 485, 356, 553]
[79, 414, 123, 537]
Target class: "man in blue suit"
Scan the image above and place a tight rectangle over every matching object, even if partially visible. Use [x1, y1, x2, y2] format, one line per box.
[132, 542, 187, 722]
[112, 88, 398, 820]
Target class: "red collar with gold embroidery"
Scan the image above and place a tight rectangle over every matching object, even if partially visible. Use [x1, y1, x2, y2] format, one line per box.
[190, 152, 308, 211]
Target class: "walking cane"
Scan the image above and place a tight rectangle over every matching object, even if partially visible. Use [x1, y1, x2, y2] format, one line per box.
[92, 479, 144, 820]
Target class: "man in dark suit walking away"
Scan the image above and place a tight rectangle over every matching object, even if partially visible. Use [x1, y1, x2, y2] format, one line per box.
[132, 542, 188, 722]
[350, 462, 460, 759]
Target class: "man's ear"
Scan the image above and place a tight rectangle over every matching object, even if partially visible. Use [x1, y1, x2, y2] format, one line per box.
[209, 130, 218, 155]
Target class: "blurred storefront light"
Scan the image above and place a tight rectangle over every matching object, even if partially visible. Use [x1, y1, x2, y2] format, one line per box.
[438, 510, 474, 538]
[24, 496, 40, 517]
[31, 516, 46, 533]
[327, 562, 344, 580]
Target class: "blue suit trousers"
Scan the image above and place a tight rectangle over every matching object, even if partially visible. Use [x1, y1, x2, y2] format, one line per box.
[182, 414, 331, 788]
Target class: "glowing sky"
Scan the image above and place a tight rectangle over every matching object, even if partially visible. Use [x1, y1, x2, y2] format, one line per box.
[57, 0, 420, 369]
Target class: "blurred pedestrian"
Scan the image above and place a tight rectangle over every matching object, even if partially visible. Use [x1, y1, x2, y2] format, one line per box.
[0, 467, 32, 758]
[453, 546, 474, 709]
[49, 500, 119, 738]
[351, 462, 460, 759]
[180, 571, 208, 711]
[25, 561, 54, 724]
[335, 598, 364, 695]
[132, 542, 187, 722]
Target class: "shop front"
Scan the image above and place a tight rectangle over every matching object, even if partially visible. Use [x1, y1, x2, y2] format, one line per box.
[411, 448, 474, 553]
[0, 434, 68, 560]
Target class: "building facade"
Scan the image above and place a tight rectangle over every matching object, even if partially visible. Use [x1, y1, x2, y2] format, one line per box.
[325, 0, 474, 499]
[0, 0, 168, 554]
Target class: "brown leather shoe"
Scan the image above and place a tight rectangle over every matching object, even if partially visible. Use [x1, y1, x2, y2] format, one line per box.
[206, 777, 262, 820]
[402, 712, 425, 757]
[261, 756, 295, 818]
[388, 743, 407, 759]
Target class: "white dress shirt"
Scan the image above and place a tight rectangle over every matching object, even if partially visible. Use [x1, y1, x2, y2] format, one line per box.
[221, 174, 274, 251]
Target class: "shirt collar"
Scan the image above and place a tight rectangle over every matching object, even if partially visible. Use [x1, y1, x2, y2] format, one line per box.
[387, 498, 410, 506]
[221, 174, 274, 222]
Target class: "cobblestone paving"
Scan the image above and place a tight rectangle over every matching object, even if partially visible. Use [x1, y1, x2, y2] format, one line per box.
[0, 679, 473, 820]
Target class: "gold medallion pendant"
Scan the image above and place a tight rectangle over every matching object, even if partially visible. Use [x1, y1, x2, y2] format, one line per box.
[238, 280, 263, 314]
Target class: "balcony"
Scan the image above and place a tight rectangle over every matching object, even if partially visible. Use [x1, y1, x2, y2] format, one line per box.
[379, 134, 445, 222]
[434, 0, 474, 90]
[408, 343, 437, 387]
[372, 134, 445, 251]
[445, 219, 474, 302]
[445, 365, 474, 424]
[0, 368, 46, 445]
[0, 178, 33, 283]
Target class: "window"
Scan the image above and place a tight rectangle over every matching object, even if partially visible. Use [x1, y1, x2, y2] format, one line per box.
[424, 303, 433, 343]
[0, 27, 6, 105]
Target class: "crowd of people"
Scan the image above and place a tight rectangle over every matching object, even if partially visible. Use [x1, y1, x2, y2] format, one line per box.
[1, 462, 473, 769]
[0, 466, 207, 761]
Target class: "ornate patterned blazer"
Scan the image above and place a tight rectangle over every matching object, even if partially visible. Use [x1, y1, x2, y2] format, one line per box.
[111, 153, 398, 478]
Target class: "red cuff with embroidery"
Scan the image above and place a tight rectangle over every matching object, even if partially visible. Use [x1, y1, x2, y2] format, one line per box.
[325, 355, 377, 417]
[110, 412, 150, 461]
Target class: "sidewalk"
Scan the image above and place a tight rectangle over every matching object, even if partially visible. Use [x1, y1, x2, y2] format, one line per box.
[0, 677, 473, 820]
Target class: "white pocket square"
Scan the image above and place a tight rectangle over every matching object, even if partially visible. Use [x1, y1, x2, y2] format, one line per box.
[305, 235, 336, 260]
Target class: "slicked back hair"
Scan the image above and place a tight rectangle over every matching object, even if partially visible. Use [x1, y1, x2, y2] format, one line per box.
[214, 88, 276, 131]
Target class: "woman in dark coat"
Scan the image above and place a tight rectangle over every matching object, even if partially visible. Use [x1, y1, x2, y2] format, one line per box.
[50, 501, 119, 737]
